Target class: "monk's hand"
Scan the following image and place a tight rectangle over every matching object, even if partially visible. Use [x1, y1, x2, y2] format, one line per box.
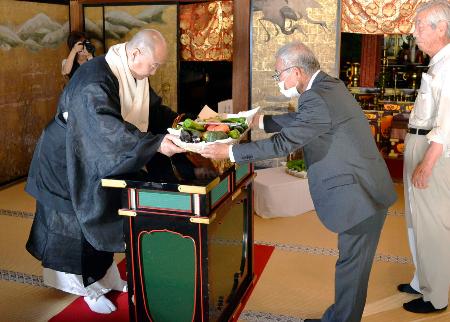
[200, 143, 230, 160]
[411, 162, 432, 189]
[158, 134, 185, 157]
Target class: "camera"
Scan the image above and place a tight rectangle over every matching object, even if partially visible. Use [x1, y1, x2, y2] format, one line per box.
[83, 39, 95, 55]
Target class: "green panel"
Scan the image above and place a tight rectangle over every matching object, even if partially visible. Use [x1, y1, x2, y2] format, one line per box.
[140, 231, 196, 321]
[211, 177, 229, 206]
[207, 201, 247, 319]
[139, 191, 191, 211]
[236, 163, 250, 183]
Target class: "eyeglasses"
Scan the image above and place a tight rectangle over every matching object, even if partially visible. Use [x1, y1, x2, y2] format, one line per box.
[139, 47, 163, 70]
[150, 62, 161, 70]
[414, 19, 431, 31]
[272, 66, 297, 82]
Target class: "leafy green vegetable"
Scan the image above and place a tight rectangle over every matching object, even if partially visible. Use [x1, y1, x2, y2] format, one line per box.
[286, 159, 306, 172]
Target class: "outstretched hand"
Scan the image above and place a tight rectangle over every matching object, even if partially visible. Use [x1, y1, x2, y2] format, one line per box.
[199, 143, 230, 160]
[158, 134, 185, 157]
[249, 114, 261, 129]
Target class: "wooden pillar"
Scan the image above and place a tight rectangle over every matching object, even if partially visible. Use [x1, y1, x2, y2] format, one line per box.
[232, 0, 251, 112]
[360, 34, 383, 87]
[70, 0, 84, 32]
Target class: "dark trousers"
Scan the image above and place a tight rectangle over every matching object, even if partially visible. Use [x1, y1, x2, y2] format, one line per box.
[322, 210, 387, 322]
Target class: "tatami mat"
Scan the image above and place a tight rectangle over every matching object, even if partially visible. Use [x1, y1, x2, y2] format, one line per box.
[0, 181, 35, 213]
[0, 215, 42, 274]
[377, 215, 411, 257]
[254, 211, 337, 249]
[243, 250, 334, 319]
[243, 248, 450, 321]
[0, 280, 76, 322]
[255, 211, 411, 258]
[388, 182, 406, 214]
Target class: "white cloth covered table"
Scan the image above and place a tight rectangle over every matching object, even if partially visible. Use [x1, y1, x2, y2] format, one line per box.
[254, 167, 314, 218]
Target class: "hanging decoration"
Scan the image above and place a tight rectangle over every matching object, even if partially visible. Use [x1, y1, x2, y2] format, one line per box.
[179, 1, 233, 61]
[341, 0, 427, 34]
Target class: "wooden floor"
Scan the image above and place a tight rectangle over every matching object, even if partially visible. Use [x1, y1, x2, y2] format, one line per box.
[0, 181, 449, 322]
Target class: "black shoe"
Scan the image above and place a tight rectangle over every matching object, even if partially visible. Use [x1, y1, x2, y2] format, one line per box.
[403, 298, 448, 313]
[397, 283, 421, 294]
[304, 319, 321, 322]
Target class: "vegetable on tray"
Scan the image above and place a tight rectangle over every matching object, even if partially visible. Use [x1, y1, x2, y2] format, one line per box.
[168, 107, 261, 152]
[182, 118, 205, 131]
[177, 116, 249, 143]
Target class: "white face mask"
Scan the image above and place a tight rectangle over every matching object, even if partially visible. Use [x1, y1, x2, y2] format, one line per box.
[278, 81, 300, 98]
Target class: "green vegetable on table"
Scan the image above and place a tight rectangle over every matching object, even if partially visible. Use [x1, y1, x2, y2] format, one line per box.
[286, 159, 306, 172]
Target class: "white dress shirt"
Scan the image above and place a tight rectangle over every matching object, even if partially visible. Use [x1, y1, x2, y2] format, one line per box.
[229, 70, 321, 162]
[409, 43, 450, 157]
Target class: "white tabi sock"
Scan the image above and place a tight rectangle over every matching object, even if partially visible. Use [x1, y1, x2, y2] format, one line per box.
[83, 295, 117, 314]
[112, 279, 128, 292]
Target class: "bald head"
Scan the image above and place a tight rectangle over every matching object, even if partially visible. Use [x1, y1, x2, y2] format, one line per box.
[126, 29, 168, 80]
[127, 29, 167, 55]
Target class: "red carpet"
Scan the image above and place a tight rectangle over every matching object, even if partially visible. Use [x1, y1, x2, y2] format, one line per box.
[49, 244, 274, 322]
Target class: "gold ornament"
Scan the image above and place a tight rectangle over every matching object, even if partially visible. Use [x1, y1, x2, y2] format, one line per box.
[180, 33, 191, 46]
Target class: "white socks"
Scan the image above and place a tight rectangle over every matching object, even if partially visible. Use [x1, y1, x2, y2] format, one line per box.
[84, 295, 117, 314]
[112, 279, 128, 292]
[82, 277, 127, 314]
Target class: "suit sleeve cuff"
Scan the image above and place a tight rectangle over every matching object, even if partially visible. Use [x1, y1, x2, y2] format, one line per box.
[259, 115, 265, 130]
[229, 145, 236, 163]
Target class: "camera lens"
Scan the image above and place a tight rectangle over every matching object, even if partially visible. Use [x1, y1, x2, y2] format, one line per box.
[83, 40, 95, 54]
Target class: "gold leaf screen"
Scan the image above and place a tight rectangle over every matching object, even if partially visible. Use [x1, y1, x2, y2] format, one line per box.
[179, 1, 233, 61]
[341, 0, 427, 34]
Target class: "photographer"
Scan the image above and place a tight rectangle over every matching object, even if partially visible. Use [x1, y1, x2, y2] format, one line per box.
[62, 31, 95, 79]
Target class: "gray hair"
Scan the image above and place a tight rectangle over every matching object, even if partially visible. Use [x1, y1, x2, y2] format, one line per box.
[127, 29, 166, 54]
[275, 41, 320, 76]
[417, 0, 450, 38]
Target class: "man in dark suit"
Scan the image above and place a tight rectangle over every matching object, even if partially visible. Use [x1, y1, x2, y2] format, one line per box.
[200, 41, 397, 322]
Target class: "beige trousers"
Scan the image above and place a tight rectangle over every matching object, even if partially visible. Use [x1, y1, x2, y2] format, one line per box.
[404, 133, 450, 308]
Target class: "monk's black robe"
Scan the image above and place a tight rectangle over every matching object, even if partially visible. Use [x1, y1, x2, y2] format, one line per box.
[26, 56, 183, 285]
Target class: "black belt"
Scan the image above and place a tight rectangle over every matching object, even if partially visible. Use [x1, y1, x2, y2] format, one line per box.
[408, 127, 431, 135]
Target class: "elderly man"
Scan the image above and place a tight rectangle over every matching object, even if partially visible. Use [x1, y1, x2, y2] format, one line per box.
[201, 41, 396, 322]
[397, 0, 450, 314]
[25, 29, 184, 314]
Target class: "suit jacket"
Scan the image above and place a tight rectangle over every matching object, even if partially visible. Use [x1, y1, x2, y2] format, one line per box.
[233, 71, 396, 233]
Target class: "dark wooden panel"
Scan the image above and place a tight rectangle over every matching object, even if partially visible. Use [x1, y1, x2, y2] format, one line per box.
[232, 0, 250, 113]
[69, 0, 84, 31]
